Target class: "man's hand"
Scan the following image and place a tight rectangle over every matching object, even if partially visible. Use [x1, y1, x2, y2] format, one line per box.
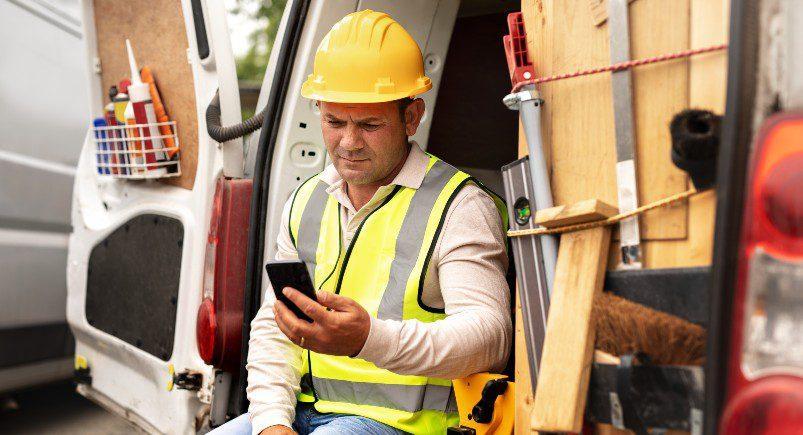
[274, 288, 371, 356]
[259, 424, 296, 435]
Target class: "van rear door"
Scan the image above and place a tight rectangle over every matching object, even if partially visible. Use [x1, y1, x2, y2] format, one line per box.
[66, 1, 240, 433]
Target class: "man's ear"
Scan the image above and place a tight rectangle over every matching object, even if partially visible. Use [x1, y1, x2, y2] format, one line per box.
[404, 98, 426, 136]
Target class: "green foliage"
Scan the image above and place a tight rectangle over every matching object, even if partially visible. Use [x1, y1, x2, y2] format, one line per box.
[233, 0, 288, 82]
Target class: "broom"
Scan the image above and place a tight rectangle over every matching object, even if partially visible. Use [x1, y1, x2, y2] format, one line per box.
[593, 292, 706, 366]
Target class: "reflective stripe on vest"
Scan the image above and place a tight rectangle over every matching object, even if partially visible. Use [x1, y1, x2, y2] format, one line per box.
[376, 160, 457, 320]
[294, 180, 329, 281]
[312, 377, 457, 414]
[288, 155, 507, 434]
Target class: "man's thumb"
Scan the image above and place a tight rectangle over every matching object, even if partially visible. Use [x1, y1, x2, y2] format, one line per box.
[316, 290, 352, 311]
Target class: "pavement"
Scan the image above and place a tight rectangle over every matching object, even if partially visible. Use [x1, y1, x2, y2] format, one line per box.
[0, 381, 143, 434]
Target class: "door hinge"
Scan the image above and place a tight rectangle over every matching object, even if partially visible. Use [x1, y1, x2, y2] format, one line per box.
[173, 370, 203, 391]
[73, 366, 92, 386]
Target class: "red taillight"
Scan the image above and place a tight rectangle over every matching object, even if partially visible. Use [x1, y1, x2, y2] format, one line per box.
[196, 177, 252, 372]
[722, 113, 803, 432]
[720, 376, 803, 435]
[761, 154, 803, 239]
[196, 297, 217, 363]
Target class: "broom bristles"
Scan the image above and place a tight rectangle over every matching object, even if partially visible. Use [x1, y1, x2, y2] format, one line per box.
[593, 292, 706, 366]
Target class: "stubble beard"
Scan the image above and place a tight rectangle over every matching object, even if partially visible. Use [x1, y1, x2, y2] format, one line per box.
[336, 139, 410, 186]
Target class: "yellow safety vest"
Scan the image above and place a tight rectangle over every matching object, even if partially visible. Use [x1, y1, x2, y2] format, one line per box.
[288, 154, 507, 434]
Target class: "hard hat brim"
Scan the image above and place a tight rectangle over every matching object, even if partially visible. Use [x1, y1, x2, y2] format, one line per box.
[301, 81, 432, 104]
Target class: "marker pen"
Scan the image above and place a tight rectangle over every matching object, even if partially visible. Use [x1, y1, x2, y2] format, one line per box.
[140, 67, 177, 160]
[126, 40, 167, 175]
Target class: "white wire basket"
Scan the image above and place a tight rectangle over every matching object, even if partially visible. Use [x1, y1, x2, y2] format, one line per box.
[91, 121, 181, 179]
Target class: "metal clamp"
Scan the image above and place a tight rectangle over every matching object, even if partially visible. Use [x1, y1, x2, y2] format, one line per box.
[503, 89, 543, 110]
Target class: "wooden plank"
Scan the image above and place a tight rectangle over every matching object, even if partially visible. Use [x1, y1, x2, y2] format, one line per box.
[93, 0, 198, 189]
[530, 223, 612, 432]
[628, 0, 690, 242]
[535, 199, 618, 228]
[514, 124, 535, 435]
[515, 287, 535, 435]
[628, 0, 728, 269]
[588, 0, 638, 27]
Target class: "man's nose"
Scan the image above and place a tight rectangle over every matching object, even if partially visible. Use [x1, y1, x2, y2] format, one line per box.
[339, 124, 364, 151]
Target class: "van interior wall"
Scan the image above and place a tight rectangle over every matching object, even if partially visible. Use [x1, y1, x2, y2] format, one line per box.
[426, 12, 519, 195]
[93, 0, 199, 189]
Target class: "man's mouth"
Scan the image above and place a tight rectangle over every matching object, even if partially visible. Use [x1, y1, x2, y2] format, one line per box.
[339, 156, 368, 163]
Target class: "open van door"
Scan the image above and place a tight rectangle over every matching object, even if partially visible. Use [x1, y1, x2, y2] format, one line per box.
[66, 0, 241, 432]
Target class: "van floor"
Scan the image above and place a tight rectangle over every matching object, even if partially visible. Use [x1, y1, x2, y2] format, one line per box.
[0, 381, 142, 435]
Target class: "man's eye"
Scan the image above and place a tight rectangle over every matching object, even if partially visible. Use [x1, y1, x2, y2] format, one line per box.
[361, 124, 381, 131]
[327, 120, 345, 127]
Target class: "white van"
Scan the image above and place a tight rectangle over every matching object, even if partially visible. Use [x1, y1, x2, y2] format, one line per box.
[67, 0, 519, 432]
[0, 0, 89, 393]
[66, 0, 803, 434]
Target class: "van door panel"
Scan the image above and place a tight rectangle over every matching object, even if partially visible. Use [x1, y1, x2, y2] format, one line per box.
[67, 0, 239, 432]
[85, 214, 183, 361]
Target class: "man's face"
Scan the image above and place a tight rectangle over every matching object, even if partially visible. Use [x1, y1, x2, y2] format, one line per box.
[318, 99, 424, 185]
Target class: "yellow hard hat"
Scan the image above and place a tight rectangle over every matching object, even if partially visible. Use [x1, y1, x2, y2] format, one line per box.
[301, 9, 432, 103]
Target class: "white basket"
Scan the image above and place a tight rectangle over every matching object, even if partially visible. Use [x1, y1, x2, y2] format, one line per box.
[91, 121, 181, 179]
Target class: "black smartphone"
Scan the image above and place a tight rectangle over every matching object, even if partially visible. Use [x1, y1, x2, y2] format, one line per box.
[265, 259, 318, 322]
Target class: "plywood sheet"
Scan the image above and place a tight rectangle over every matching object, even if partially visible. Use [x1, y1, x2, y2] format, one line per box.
[612, 0, 728, 270]
[93, 0, 198, 189]
[522, 0, 689, 242]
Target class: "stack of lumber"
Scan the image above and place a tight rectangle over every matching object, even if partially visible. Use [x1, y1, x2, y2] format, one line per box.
[514, 0, 729, 433]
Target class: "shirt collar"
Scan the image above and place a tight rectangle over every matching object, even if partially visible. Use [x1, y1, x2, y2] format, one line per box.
[319, 141, 429, 190]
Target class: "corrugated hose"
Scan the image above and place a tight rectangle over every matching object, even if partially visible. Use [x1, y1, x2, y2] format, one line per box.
[206, 90, 266, 142]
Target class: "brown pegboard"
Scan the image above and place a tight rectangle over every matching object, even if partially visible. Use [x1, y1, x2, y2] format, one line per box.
[93, 0, 198, 190]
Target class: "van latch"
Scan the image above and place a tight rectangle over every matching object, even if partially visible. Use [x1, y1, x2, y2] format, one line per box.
[173, 370, 203, 391]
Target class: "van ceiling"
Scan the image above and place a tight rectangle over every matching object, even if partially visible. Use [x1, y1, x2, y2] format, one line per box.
[457, 0, 520, 18]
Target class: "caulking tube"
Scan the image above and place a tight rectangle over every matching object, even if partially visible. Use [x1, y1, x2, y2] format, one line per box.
[124, 100, 144, 174]
[126, 39, 167, 175]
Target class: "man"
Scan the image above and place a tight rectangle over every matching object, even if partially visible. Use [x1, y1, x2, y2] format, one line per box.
[212, 9, 511, 435]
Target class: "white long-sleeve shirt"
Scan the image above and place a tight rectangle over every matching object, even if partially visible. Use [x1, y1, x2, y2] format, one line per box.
[246, 143, 511, 434]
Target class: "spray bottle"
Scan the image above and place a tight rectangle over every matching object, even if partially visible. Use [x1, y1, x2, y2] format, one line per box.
[126, 39, 167, 175]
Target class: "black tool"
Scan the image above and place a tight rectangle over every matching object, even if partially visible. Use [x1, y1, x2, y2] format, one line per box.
[670, 109, 722, 190]
[470, 378, 509, 424]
